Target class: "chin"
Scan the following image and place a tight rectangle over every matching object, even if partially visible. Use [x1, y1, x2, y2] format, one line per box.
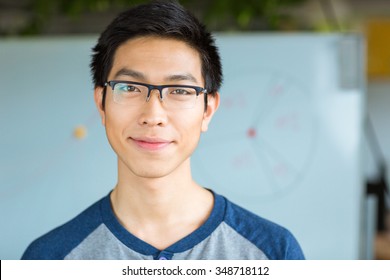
[129, 165, 176, 179]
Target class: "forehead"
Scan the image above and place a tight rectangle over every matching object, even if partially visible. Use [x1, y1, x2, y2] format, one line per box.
[109, 36, 203, 83]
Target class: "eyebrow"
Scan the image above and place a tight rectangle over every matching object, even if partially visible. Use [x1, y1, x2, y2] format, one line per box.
[166, 74, 198, 83]
[113, 68, 146, 80]
[113, 68, 199, 84]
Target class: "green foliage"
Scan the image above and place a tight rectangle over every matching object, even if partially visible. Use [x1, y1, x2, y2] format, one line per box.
[15, 0, 308, 35]
[202, 0, 306, 30]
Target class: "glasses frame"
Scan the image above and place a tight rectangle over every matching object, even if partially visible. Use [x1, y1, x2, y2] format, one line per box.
[104, 80, 208, 107]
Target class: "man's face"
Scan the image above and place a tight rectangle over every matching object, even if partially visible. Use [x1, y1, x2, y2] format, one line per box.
[95, 36, 219, 180]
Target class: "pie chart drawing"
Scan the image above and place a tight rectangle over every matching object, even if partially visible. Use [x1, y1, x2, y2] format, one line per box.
[193, 69, 318, 201]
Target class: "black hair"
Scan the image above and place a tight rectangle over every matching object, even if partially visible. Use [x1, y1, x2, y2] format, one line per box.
[90, 0, 222, 108]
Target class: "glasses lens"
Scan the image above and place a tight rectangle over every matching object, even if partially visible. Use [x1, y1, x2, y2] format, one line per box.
[110, 82, 201, 109]
[162, 86, 198, 109]
[112, 82, 148, 105]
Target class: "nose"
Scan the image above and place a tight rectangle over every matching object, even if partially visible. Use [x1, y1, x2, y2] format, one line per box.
[146, 88, 163, 102]
[138, 89, 168, 127]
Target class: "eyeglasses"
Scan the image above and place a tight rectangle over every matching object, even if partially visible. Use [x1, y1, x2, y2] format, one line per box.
[104, 80, 207, 109]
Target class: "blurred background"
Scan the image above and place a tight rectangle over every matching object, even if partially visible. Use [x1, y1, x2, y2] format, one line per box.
[0, 0, 389, 259]
[1, 0, 390, 34]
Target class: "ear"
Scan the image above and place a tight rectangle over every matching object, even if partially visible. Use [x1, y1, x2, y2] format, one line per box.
[201, 92, 220, 132]
[94, 87, 106, 126]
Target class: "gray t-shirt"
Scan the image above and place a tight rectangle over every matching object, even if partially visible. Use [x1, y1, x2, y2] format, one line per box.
[22, 191, 304, 260]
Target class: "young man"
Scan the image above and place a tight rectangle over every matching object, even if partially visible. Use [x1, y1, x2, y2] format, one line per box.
[22, 1, 304, 260]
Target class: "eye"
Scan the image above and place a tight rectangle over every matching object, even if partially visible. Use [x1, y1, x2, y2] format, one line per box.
[120, 84, 140, 92]
[170, 88, 192, 95]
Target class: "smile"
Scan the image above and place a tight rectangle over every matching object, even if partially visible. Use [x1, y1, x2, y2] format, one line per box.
[130, 137, 172, 151]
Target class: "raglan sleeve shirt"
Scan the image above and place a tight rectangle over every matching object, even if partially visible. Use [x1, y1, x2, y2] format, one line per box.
[21, 191, 305, 260]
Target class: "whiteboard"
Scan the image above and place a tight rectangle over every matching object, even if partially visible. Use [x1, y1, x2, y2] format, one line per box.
[0, 34, 365, 259]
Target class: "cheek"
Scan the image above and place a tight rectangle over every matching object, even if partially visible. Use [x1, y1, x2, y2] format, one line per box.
[104, 108, 132, 139]
[178, 113, 204, 140]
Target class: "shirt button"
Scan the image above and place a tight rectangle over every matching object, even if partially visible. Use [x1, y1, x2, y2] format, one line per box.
[159, 257, 167, 260]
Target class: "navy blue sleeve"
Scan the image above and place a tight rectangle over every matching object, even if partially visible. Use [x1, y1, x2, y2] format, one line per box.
[224, 198, 305, 260]
[21, 197, 105, 260]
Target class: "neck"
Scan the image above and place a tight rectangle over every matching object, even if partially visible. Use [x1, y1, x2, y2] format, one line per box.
[111, 157, 212, 225]
[110, 157, 214, 249]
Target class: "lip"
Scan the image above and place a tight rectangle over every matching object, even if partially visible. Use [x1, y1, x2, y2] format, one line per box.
[130, 137, 172, 151]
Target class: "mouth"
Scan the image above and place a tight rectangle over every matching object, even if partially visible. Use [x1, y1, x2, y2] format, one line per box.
[130, 137, 173, 151]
